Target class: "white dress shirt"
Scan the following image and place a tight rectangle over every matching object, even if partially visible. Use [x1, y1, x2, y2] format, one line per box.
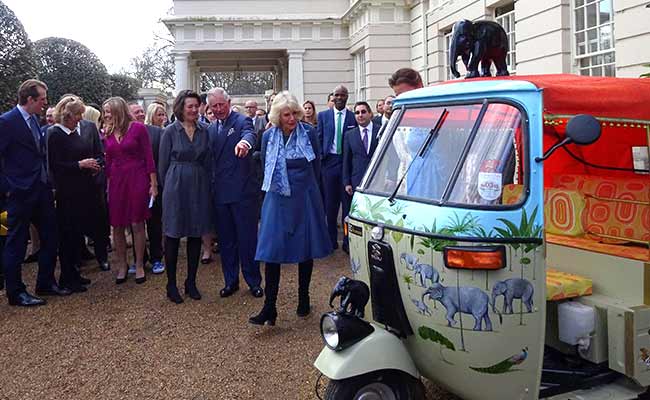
[358, 121, 373, 154]
[329, 108, 349, 154]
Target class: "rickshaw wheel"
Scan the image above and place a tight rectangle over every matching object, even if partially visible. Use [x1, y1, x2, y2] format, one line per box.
[324, 371, 424, 400]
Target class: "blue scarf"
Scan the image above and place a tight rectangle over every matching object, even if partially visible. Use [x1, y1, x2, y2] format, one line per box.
[262, 122, 315, 196]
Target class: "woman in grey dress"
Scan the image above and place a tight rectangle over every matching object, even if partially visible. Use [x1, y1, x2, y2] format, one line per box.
[159, 90, 213, 304]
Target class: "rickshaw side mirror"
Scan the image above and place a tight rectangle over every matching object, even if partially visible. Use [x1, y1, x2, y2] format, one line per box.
[536, 114, 601, 162]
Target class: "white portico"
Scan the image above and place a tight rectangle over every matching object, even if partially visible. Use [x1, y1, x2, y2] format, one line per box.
[163, 0, 414, 110]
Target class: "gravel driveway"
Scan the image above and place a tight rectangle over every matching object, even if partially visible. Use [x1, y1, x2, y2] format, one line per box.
[0, 247, 458, 400]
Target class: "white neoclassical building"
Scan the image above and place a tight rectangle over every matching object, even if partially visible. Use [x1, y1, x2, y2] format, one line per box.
[163, 0, 650, 110]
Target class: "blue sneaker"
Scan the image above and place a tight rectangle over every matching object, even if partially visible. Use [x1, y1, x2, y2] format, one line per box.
[128, 264, 136, 275]
[151, 261, 165, 274]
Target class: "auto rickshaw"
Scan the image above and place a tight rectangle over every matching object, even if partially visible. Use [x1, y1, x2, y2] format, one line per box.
[314, 74, 650, 399]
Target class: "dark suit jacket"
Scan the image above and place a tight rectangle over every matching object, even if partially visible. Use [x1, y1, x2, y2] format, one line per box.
[208, 111, 258, 205]
[0, 106, 47, 192]
[316, 108, 357, 157]
[342, 123, 380, 189]
[252, 115, 268, 161]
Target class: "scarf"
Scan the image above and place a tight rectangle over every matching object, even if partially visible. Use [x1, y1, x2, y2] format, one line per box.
[261, 122, 315, 196]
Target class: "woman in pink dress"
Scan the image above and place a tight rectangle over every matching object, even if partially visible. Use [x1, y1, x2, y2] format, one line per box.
[102, 97, 158, 284]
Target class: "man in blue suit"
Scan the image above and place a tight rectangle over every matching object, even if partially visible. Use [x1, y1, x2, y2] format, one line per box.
[0, 79, 71, 306]
[317, 85, 357, 253]
[343, 101, 380, 199]
[207, 88, 263, 298]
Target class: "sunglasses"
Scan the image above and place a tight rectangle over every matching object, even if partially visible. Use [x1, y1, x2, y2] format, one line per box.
[354, 110, 369, 115]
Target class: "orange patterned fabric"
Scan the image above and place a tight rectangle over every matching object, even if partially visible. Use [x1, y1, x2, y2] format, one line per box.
[546, 268, 593, 301]
[553, 174, 650, 244]
[546, 233, 650, 261]
[545, 188, 585, 237]
[502, 184, 523, 205]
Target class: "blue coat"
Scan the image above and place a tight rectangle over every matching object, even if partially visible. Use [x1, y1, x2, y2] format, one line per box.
[208, 111, 259, 204]
[0, 106, 47, 192]
[316, 108, 357, 157]
[342, 123, 380, 189]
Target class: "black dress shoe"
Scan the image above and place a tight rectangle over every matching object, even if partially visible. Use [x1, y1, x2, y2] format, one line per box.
[167, 286, 183, 304]
[8, 291, 46, 307]
[79, 276, 91, 285]
[219, 284, 239, 298]
[35, 284, 72, 296]
[24, 250, 40, 263]
[135, 276, 146, 285]
[99, 261, 111, 271]
[250, 286, 263, 298]
[63, 284, 88, 293]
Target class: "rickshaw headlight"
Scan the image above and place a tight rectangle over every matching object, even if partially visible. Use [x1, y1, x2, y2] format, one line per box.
[370, 226, 384, 241]
[321, 314, 340, 350]
[320, 312, 374, 352]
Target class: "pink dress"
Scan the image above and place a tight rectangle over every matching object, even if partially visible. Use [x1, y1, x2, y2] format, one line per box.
[104, 122, 156, 227]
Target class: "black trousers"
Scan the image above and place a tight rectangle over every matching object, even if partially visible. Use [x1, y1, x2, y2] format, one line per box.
[80, 184, 109, 263]
[145, 193, 163, 263]
[2, 182, 57, 297]
[56, 197, 84, 288]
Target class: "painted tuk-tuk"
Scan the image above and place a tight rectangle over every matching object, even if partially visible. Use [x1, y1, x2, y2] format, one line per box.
[314, 74, 650, 400]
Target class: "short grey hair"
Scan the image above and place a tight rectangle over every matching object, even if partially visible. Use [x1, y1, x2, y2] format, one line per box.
[207, 87, 231, 101]
[268, 91, 304, 127]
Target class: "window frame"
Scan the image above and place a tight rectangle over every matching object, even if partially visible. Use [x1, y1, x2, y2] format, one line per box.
[358, 98, 530, 211]
[495, 3, 516, 74]
[573, 0, 616, 77]
[353, 49, 367, 102]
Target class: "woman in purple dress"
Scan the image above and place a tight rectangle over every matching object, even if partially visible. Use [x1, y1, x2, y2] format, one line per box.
[102, 97, 157, 284]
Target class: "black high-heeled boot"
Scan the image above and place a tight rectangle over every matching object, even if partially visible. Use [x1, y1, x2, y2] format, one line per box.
[184, 237, 202, 300]
[297, 260, 313, 317]
[250, 263, 280, 326]
[165, 236, 183, 304]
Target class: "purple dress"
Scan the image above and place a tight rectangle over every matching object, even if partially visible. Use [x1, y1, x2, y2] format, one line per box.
[104, 122, 156, 227]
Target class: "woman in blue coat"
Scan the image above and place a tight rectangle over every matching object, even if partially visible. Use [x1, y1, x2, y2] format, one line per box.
[250, 92, 332, 326]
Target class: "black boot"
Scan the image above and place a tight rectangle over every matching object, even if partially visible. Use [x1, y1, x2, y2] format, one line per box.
[250, 263, 280, 326]
[165, 236, 183, 304]
[297, 260, 313, 317]
[184, 237, 201, 300]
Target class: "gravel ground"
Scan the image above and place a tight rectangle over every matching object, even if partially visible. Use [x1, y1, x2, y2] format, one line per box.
[0, 246, 458, 400]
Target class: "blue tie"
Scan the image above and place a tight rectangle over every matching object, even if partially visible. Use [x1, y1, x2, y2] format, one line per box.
[28, 116, 42, 150]
[28, 115, 47, 183]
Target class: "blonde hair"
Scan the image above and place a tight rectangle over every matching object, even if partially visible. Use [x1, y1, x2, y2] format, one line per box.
[268, 91, 304, 127]
[145, 103, 166, 127]
[83, 106, 101, 127]
[53, 96, 85, 124]
[102, 97, 133, 135]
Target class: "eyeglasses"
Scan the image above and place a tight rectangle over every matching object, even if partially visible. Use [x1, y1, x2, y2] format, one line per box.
[354, 110, 368, 115]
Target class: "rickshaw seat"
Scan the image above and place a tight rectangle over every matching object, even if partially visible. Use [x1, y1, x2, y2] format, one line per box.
[546, 268, 592, 301]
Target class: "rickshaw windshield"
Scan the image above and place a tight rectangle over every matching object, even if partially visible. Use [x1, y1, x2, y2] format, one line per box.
[366, 102, 525, 207]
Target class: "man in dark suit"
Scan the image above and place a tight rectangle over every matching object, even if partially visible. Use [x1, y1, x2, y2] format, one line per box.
[245, 100, 268, 214]
[343, 101, 380, 198]
[317, 85, 357, 253]
[207, 88, 262, 298]
[0, 79, 71, 306]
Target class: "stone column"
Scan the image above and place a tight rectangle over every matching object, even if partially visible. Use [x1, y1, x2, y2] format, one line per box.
[273, 65, 282, 93]
[287, 49, 305, 102]
[173, 51, 191, 95]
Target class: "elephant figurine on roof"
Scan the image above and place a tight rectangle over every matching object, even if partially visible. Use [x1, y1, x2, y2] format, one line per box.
[449, 19, 510, 79]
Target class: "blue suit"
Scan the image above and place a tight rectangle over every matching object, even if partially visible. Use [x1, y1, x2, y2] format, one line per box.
[317, 108, 357, 249]
[0, 106, 58, 297]
[342, 123, 380, 190]
[208, 111, 261, 289]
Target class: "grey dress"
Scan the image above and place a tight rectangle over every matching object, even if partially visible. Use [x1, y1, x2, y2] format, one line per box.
[159, 120, 213, 238]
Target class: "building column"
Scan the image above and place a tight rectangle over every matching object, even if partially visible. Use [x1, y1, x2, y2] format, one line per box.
[287, 49, 305, 102]
[273, 65, 282, 93]
[173, 51, 191, 95]
[278, 58, 288, 92]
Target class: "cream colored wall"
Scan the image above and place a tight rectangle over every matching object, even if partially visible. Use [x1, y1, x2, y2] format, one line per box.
[410, 0, 650, 81]
[614, 0, 650, 78]
[173, 0, 350, 16]
[303, 49, 354, 111]
[349, 2, 411, 107]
